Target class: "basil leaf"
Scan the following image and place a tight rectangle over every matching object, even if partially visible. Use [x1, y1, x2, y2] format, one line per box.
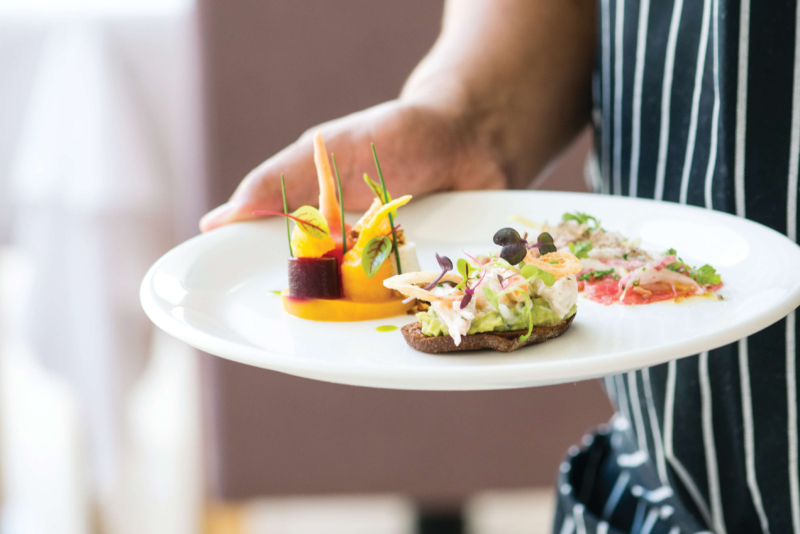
[361, 236, 393, 278]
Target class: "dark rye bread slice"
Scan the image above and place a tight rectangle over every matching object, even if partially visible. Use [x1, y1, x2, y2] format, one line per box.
[401, 313, 576, 354]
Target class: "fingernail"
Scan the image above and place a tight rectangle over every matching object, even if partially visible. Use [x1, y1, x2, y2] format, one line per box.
[200, 202, 233, 232]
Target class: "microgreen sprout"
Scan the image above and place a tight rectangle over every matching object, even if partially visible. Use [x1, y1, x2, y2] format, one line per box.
[460, 265, 488, 309]
[422, 254, 454, 291]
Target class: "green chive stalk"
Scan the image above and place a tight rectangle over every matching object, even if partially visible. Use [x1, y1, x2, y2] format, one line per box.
[371, 143, 402, 275]
[330, 153, 347, 256]
[280, 173, 293, 257]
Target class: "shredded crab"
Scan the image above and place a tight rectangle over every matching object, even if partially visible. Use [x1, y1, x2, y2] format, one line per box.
[524, 251, 583, 279]
[383, 271, 464, 303]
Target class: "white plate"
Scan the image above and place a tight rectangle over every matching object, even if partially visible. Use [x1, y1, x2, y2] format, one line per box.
[141, 191, 800, 390]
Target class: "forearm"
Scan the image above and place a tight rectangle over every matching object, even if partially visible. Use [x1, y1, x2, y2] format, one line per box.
[401, 0, 596, 188]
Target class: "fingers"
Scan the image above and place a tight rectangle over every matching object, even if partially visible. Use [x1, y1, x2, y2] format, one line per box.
[199, 101, 506, 233]
[200, 137, 320, 232]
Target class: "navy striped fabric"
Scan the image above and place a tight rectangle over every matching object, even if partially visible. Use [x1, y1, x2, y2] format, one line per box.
[554, 0, 800, 533]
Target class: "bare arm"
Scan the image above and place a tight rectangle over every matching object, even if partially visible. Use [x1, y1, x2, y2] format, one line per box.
[201, 0, 595, 231]
[404, 0, 596, 188]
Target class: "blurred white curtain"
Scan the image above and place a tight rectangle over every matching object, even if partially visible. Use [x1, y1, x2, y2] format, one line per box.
[0, 1, 206, 532]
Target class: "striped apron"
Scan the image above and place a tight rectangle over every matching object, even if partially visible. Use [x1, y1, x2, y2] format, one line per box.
[553, 1, 800, 533]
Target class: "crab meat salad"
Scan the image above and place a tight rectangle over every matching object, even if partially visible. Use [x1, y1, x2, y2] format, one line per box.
[384, 229, 582, 354]
[518, 211, 723, 305]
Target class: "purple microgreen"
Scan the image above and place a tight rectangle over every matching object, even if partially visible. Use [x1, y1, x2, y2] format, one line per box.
[422, 253, 453, 291]
[497, 274, 505, 289]
[525, 231, 557, 255]
[371, 143, 402, 275]
[402, 295, 415, 304]
[461, 249, 481, 266]
[460, 264, 488, 309]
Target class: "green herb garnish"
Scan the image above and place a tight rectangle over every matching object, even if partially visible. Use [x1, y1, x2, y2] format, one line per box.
[361, 235, 394, 278]
[281, 173, 293, 257]
[519, 264, 556, 287]
[455, 258, 470, 290]
[518, 293, 535, 342]
[568, 240, 593, 259]
[667, 248, 677, 256]
[331, 153, 347, 256]
[667, 260, 721, 286]
[563, 211, 601, 230]
[364, 173, 396, 217]
[578, 268, 617, 282]
[622, 253, 628, 260]
[254, 205, 330, 239]
[372, 144, 401, 275]
[482, 286, 500, 311]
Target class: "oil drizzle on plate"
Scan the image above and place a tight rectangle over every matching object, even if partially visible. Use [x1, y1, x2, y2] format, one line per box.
[376, 325, 398, 333]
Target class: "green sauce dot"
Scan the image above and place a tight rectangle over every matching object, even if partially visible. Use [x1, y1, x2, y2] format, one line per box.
[376, 325, 398, 332]
[269, 290, 283, 295]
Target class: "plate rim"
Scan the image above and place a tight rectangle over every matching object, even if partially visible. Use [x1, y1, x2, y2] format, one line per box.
[141, 191, 800, 390]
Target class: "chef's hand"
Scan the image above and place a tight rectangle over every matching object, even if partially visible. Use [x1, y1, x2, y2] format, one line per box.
[199, 100, 503, 232]
[200, 0, 595, 233]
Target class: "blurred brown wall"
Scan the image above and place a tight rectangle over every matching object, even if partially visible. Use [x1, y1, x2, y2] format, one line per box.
[199, 0, 607, 504]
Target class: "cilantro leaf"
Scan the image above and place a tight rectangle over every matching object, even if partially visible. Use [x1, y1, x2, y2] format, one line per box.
[568, 240, 593, 259]
[578, 268, 617, 282]
[562, 211, 601, 230]
[694, 264, 721, 286]
[667, 260, 721, 286]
